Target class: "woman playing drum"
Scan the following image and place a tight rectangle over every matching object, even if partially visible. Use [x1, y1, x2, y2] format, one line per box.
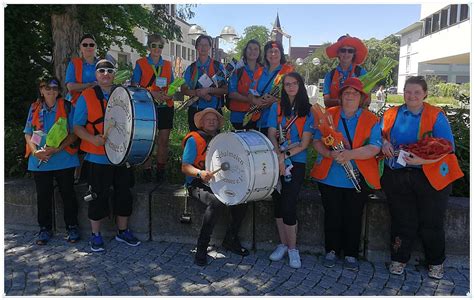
[266, 72, 315, 269]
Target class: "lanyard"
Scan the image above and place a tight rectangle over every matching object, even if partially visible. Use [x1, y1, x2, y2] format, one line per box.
[151, 65, 162, 78]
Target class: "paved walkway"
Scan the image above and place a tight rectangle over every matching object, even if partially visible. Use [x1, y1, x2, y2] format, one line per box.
[4, 229, 470, 296]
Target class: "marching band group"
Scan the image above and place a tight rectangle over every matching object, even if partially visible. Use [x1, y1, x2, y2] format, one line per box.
[24, 32, 463, 280]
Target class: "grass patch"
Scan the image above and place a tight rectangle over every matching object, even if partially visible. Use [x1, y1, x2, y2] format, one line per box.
[377, 94, 460, 106]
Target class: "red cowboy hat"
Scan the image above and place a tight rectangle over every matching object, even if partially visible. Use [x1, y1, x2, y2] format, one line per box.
[339, 77, 369, 101]
[326, 35, 368, 65]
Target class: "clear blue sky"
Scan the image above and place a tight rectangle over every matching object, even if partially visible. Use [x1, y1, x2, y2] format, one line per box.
[187, 4, 421, 52]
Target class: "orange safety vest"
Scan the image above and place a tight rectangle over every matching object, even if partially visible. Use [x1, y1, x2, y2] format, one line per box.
[79, 87, 108, 155]
[68, 58, 84, 106]
[182, 131, 208, 170]
[228, 65, 264, 112]
[136, 57, 174, 107]
[310, 106, 381, 189]
[277, 103, 307, 141]
[251, 63, 294, 121]
[329, 64, 360, 100]
[25, 98, 77, 157]
[382, 103, 463, 191]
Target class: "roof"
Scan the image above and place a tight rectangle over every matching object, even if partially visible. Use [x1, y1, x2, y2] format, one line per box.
[395, 21, 423, 36]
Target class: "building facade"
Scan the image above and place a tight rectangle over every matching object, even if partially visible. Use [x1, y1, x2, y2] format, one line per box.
[107, 5, 197, 78]
[396, 3, 470, 93]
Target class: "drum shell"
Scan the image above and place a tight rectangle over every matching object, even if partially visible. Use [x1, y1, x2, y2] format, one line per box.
[105, 86, 157, 166]
[206, 130, 279, 206]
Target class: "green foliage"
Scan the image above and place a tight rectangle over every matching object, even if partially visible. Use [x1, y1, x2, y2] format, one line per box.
[441, 93, 470, 197]
[232, 26, 270, 61]
[5, 125, 29, 178]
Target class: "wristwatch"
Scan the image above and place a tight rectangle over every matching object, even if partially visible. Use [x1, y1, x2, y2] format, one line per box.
[196, 171, 202, 178]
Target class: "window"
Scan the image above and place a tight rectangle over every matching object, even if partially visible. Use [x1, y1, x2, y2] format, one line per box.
[407, 38, 412, 53]
[118, 53, 128, 66]
[450, 4, 458, 25]
[424, 17, 432, 35]
[182, 46, 187, 59]
[192, 39, 196, 46]
[432, 13, 439, 32]
[170, 42, 175, 56]
[460, 4, 469, 21]
[456, 75, 469, 84]
[192, 50, 195, 61]
[440, 9, 448, 29]
[188, 48, 191, 61]
[176, 44, 181, 58]
[406, 56, 411, 73]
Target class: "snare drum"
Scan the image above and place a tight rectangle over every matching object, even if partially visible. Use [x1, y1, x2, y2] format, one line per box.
[206, 130, 279, 205]
[104, 86, 157, 165]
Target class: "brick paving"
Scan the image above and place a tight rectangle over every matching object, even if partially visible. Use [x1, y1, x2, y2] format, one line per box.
[4, 229, 471, 296]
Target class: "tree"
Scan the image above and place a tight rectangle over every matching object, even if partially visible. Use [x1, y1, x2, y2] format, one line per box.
[232, 26, 270, 60]
[4, 4, 195, 177]
[362, 34, 400, 86]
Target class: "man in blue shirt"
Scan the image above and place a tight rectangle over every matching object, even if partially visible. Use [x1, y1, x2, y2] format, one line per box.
[74, 59, 140, 252]
[181, 35, 227, 131]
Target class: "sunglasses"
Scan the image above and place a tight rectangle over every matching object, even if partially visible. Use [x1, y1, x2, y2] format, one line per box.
[42, 86, 59, 91]
[96, 68, 115, 74]
[82, 43, 96, 48]
[339, 48, 355, 54]
[150, 43, 164, 49]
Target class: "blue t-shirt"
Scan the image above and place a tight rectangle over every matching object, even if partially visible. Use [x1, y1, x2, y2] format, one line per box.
[24, 101, 79, 171]
[267, 102, 315, 164]
[313, 108, 382, 188]
[381, 104, 455, 170]
[182, 136, 198, 185]
[73, 89, 111, 165]
[323, 64, 367, 96]
[183, 57, 225, 110]
[228, 64, 257, 124]
[249, 65, 283, 128]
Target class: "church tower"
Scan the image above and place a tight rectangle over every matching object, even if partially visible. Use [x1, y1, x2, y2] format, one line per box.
[271, 13, 283, 44]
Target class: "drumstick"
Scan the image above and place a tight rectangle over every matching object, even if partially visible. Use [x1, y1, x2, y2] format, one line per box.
[103, 119, 115, 140]
[210, 162, 230, 176]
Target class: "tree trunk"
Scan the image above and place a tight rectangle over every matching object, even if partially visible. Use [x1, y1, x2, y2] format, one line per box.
[51, 5, 82, 95]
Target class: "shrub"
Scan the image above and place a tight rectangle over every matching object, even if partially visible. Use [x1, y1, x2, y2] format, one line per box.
[5, 124, 29, 178]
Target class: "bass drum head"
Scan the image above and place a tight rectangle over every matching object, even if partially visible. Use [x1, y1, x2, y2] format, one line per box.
[104, 86, 134, 165]
[206, 130, 278, 206]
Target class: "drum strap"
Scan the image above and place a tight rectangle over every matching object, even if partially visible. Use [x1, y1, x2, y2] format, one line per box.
[87, 86, 107, 135]
[197, 130, 212, 155]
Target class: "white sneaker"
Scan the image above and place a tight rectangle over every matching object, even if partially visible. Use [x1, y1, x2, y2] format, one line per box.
[269, 244, 288, 261]
[288, 249, 301, 269]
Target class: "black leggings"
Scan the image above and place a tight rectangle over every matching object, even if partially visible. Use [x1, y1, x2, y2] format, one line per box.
[272, 162, 306, 226]
[188, 181, 247, 247]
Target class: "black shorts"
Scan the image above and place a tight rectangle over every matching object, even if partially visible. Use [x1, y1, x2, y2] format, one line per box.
[156, 106, 174, 130]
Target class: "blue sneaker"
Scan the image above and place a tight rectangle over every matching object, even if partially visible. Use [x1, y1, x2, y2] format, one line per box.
[36, 228, 51, 245]
[89, 233, 105, 252]
[115, 229, 141, 246]
[67, 225, 80, 243]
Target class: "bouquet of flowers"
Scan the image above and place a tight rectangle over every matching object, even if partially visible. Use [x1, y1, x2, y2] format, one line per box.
[312, 103, 362, 192]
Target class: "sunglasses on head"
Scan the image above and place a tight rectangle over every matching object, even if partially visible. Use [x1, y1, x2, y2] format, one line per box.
[96, 68, 115, 74]
[339, 48, 355, 54]
[150, 43, 164, 49]
[82, 43, 96, 48]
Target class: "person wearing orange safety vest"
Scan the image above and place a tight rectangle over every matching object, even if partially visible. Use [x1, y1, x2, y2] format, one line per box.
[65, 34, 99, 106]
[311, 77, 382, 271]
[323, 34, 369, 108]
[181, 108, 249, 266]
[266, 72, 315, 269]
[73, 59, 140, 253]
[380, 76, 463, 280]
[227, 39, 263, 129]
[24, 77, 80, 245]
[181, 35, 227, 131]
[248, 40, 294, 136]
[132, 33, 175, 183]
